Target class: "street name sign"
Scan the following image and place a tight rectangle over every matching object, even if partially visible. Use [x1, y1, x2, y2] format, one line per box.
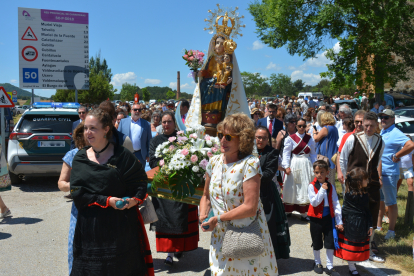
[18, 7, 89, 90]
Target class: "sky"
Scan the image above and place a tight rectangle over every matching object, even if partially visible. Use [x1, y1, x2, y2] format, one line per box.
[1, 1, 339, 98]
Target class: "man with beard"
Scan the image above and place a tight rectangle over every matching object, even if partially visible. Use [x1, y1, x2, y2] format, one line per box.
[339, 111, 385, 263]
[257, 103, 284, 138]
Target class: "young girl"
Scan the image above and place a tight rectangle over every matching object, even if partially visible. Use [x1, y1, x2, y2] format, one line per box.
[334, 168, 373, 275]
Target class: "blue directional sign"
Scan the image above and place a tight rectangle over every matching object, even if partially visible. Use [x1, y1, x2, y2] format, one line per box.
[22, 68, 38, 83]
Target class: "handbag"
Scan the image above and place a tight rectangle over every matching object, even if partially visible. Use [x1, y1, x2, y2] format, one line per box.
[331, 152, 338, 164]
[220, 159, 265, 259]
[317, 127, 330, 165]
[139, 197, 158, 224]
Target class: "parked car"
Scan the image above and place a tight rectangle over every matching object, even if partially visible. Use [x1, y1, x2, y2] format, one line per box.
[7, 103, 79, 184]
[393, 116, 414, 140]
[394, 107, 414, 118]
[298, 92, 324, 99]
[149, 99, 157, 105]
[334, 100, 361, 116]
[369, 92, 414, 110]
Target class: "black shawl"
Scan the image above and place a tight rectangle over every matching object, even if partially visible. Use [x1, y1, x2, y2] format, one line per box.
[148, 131, 190, 234]
[342, 192, 372, 242]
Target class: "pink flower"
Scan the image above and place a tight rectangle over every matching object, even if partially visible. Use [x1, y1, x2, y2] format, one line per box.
[181, 148, 189, 156]
[188, 56, 194, 62]
[189, 133, 198, 139]
[177, 130, 184, 135]
[199, 159, 209, 170]
[207, 151, 213, 158]
[168, 137, 176, 142]
[212, 147, 218, 153]
[178, 136, 188, 142]
[183, 54, 188, 60]
[190, 155, 198, 163]
[199, 52, 205, 57]
[205, 135, 211, 141]
[169, 145, 176, 151]
[214, 143, 220, 149]
[159, 159, 165, 166]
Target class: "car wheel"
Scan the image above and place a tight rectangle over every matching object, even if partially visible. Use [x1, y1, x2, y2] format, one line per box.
[9, 171, 22, 184]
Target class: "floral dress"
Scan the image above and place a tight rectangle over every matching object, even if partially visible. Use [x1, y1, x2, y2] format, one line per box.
[206, 154, 279, 276]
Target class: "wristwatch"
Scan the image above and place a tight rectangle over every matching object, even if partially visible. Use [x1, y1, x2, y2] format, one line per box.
[379, 176, 383, 180]
[217, 215, 222, 223]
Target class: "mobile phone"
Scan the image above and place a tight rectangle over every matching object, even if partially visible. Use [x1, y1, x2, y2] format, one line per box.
[313, 125, 317, 131]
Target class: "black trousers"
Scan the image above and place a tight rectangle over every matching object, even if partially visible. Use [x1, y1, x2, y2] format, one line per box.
[309, 215, 334, 251]
[367, 185, 380, 228]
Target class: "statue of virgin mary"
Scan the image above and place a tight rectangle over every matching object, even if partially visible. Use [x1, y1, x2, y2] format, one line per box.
[185, 6, 250, 133]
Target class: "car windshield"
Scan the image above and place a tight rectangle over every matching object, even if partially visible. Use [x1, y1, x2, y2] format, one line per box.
[395, 120, 414, 134]
[395, 109, 413, 116]
[17, 114, 79, 133]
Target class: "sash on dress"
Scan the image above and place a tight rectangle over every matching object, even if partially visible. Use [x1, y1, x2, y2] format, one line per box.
[291, 134, 311, 155]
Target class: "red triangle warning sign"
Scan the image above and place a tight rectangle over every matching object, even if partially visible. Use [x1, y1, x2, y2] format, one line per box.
[22, 27, 38, 41]
[0, 87, 15, 107]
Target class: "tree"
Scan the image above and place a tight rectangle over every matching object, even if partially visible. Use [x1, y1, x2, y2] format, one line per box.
[249, 0, 414, 102]
[240, 72, 269, 97]
[142, 88, 150, 102]
[166, 90, 175, 99]
[293, 79, 305, 92]
[89, 51, 113, 83]
[120, 83, 140, 101]
[269, 73, 296, 96]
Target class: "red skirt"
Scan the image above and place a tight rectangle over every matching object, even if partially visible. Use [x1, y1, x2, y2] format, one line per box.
[284, 203, 309, 214]
[155, 205, 199, 253]
[334, 232, 370, 262]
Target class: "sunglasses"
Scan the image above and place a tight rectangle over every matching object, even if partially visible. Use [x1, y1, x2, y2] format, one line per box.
[133, 109, 142, 112]
[254, 112, 260, 115]
[354, 120, 363, 124]
[288, 120, 297, 124]
[379, 116, 391, 120]
[297, 125, 306, 128]
[217, 132, 237, 142]
[78, 112, 86, 114]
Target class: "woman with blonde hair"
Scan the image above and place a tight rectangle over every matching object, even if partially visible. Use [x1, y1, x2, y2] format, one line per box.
[313, 112, 339, 184]
[200, 112, 278, 275]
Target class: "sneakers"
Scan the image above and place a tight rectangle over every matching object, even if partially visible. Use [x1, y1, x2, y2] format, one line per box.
[325, 267, 340, 276]
[0, 209, 11, 218]
[375, 227, 383, 232]
[384, 230, 395, 240]
[369, 254, 385, 263]
[313, 263, 323, 274]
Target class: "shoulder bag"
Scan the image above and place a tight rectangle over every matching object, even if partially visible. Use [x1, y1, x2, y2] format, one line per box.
[317, 126, 330, 165]
[221, 157, 265, 259]
[139, 197, 158, 224]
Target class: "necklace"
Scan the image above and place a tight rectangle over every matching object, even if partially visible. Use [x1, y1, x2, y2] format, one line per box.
[93, 142, 110, 158]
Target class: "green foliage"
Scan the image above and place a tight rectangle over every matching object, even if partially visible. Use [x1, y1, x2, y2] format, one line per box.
[269, 73, 296, 96]
[0, 83, 44, 99]
[142, 88, 150, 102]
[53, 53, 115, 103]
[120, 83, 140, 101]
[166, 90, 176, 99]
[249, 0, 414, 98]
[240, 72, 271, 97]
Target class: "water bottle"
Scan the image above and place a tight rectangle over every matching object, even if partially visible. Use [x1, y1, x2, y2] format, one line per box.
[202, 210, 215, 230]
[115, 197, 130, 209]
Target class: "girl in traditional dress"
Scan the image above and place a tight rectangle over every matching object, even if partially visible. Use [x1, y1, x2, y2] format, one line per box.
[335, 168, 372, 276]
[282, 118, 317, 220]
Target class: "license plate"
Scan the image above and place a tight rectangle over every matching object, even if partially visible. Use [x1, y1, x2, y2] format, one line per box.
[38, 141, 65, 147]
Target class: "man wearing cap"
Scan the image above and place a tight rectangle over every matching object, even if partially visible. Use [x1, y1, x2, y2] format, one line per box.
[379, 109, 414, 240]
[301, 97, 309, 114]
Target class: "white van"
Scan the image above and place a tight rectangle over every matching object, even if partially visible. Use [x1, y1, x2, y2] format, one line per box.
[297, 92, 324, 99]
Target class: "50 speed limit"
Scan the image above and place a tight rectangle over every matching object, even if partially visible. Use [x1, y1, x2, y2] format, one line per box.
[22, 68, 39, 83]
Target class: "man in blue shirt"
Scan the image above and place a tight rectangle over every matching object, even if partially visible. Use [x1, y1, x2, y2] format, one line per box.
[371, 102, 380, 114]
[379, 109, 414, 240]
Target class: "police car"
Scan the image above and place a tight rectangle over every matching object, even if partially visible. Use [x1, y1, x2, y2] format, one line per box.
[7, 102, 79, 184]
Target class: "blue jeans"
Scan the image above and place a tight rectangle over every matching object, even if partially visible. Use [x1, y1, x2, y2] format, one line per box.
[380, 174, 399, 206]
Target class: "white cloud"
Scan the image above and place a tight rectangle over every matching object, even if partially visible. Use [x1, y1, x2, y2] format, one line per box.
[111, 72, 137, 86]
[169, 82, 195, 91]
[291, 70, 321, 85]
[266, 62, 281, 71]
[303, 42, 341, 68]
[260, 74, 268, 79]
[252, 40, 265, 50]
[144, 79, 162, 85]
[10, 79, 17, 83]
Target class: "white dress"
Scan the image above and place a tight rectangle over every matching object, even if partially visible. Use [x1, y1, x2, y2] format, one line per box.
[206, 154, 279, 276]
[282, 132, 317, 205]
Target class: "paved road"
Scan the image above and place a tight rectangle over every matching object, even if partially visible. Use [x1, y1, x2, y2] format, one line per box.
[0, 178, 403, 275]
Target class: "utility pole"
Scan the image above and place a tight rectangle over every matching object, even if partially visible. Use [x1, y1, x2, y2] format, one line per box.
[177, 71, 180, 100]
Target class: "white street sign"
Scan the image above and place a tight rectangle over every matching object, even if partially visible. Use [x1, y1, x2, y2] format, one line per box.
[18, 7, 89, 90]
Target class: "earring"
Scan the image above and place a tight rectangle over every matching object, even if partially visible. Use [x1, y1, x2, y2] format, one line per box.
[104, 134, 107, 138]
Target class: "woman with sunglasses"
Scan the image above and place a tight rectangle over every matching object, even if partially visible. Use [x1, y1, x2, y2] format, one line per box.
[256, 126, 291, 260]
[148, 111, 199, 267]
[282, 118, 317, 221]
[200, 113, 278, 275]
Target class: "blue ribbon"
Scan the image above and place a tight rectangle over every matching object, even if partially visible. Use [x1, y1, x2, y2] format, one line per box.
[332, 217, 340, 250]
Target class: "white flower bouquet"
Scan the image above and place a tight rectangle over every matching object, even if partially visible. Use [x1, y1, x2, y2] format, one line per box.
[151, 125, 221, 200]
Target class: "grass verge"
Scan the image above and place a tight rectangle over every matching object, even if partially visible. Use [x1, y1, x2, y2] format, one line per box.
[335, 179, 414, 274]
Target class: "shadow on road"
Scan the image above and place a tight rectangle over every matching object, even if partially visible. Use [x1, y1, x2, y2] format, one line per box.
[12, 176, 60, 193]
[153, 248, 210, 274]
[0, 232, 12, 240]
[0, 216, 42, 225]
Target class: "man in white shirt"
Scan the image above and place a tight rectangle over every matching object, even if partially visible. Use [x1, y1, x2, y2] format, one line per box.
[301, 97, 310, 114]
[339, 111, 385, 263]
[335, 104, 352, 146]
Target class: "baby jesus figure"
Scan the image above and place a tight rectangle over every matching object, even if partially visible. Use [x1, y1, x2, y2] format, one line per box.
[214, 54, 233, 88]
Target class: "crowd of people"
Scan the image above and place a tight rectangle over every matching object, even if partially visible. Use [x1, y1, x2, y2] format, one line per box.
[58, 94, 414, 275]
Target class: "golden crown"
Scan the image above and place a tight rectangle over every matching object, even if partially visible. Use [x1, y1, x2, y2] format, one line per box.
[224, 39, 237, 54]
[204, 4, 245, 39]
